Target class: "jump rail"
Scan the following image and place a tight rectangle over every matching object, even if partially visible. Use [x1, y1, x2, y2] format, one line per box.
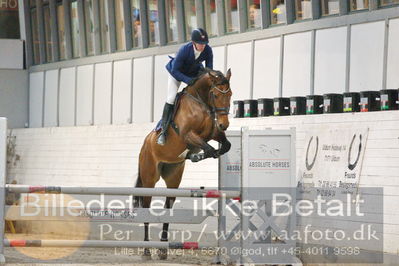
[6, 185, 241, 199]
[4, 239, 212, 249]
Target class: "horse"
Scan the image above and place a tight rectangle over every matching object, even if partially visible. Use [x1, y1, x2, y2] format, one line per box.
[134, 68, 232, 259]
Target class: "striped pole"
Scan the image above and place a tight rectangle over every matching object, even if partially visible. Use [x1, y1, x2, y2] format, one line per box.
[6, 185, 241, 199]
[4, 239, 212, 249]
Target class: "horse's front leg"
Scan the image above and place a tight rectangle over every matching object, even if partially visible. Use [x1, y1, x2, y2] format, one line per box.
[213, 131, 231, 156]
[142, 196, 153, 259]
[184, 131, 218, 160]
[159, 196, 176, 260]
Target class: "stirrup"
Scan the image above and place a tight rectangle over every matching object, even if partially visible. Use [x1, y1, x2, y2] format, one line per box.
[157, 132, 166, 145]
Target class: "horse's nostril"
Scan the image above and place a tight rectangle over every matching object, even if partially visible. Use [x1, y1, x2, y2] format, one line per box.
[219, 124, 226, 130]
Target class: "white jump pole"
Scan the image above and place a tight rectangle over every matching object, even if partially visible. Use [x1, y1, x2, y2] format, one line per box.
[0, 118, 7, 263]
[4, 239, 213, 249]
[6, 185, 240, 199]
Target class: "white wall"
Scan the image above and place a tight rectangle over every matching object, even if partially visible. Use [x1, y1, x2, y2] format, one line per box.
[314, 27, 347, 95]
[94, 62, 112, 125]
[0, 70, 28, 128]
[350, 21, 385, 92]
[283, 32, 312, 97]
[7, 112, 399, 254]
[153, 54, 170, 121]
[59, 67, 76, 126]
[213, 46, 225, 73]
[29, 72, 44, 128]
[387, 18, 399, 90]
[132, 56, 153, 123]
[112, 60, 132, 124]
[44, 70, 59, 127]
[253, 37, 281, 99]
[76, 65, 94, 126]
[226, 42, 252, 101]
[0, 39, 24, 69]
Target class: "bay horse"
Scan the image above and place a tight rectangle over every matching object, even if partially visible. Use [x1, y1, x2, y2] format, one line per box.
[135, 68, 232, 259]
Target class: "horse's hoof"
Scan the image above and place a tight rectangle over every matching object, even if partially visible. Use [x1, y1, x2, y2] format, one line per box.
[141, 248, 152, 260]
[190, 153, 204, 162]
[158, 248, 168, 260]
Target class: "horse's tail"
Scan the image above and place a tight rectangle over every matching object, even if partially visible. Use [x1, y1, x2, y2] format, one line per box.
[133, 171, 143, 208]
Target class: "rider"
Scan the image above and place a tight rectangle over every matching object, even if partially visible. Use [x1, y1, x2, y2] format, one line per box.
[157, 28, 213, 145]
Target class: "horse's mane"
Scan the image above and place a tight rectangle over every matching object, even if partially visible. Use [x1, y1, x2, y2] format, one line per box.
[189, 68, 229, 88]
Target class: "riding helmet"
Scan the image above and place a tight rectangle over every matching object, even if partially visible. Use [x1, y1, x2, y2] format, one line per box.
[191, 28, 209, 44]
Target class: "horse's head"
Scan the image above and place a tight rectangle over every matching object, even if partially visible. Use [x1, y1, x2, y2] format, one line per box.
[208, 69, 232, 131]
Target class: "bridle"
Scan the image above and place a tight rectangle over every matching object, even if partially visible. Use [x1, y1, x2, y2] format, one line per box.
[209, 83, 231, 116]
[184, 81, 231, 129]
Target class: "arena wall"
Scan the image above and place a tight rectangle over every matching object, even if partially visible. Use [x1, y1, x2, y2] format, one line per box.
[5, 111, 399, 254]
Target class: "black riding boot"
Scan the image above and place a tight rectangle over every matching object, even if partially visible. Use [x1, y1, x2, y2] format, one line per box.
[157, 103, 174, 145]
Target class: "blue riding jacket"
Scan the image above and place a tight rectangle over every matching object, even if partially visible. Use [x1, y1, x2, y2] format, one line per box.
[166, 42, 213, 84]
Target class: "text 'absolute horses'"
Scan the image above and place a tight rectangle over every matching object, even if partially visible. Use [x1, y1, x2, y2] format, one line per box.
[135, 68, 232, 259]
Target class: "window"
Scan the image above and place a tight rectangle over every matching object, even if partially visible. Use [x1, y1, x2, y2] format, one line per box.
[270, 0, 286, 25]
[166, 0, 178, 43]
[131, 0, 141, 47]
[0, 0, 20, 39]
[184, 0, 197, 40]
[351, 0, 369, 10]
[70, 1, 80, 58]
[295, 0, 312, 20]
[57, 4, 66, 60]
[148, 0, 160, 46]
[247, 0, 261, 29]
[380, 0, 399, 6]
[31, 8, 40, 64]
[84, 0, 95, 55]
[44, 5, 53, 62]
[204, 0, 217, 37]
[114, 0, 126, 51]
[99, 0, 110, 53]
[224, 0, 239, 33]
[321, 0, 339, 16]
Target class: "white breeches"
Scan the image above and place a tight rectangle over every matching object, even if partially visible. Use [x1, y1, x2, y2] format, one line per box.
[166, 74, 181, 105]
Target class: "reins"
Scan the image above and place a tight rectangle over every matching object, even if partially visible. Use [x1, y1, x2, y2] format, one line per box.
[183, 83, 231, 118]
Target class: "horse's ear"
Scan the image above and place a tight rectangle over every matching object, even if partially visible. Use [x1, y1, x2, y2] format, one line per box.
[208, 70, 219, 81]
[226, 68, 232, 81]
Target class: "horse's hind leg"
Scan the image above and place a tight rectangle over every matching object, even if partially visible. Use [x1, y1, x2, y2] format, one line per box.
[138, 149, 161, 260]
[158, 161, 185, 260]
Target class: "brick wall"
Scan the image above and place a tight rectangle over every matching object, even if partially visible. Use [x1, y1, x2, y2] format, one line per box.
[5, 111, 399, 253]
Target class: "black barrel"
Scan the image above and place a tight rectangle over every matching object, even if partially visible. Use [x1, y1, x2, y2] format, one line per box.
[380, 89, 399, 111]
[360, 91, 380, 112]
[244, 99, 258, 117]
[323, 94, 343, 113]
[257, 98, 274, 117]
[273, 97, 290, 116]
[306, 95, 323, 114]
[343, 92, 360, 112]
[290, 97, 306, 115]
[233, 100, 244, 118]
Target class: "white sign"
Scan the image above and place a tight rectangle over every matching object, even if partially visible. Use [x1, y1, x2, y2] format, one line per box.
[298, 126, 369, 190]
[247, 134, 293, 188]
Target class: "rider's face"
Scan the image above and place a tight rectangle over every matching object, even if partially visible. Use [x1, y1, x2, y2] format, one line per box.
[193, 42, 206, 52]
